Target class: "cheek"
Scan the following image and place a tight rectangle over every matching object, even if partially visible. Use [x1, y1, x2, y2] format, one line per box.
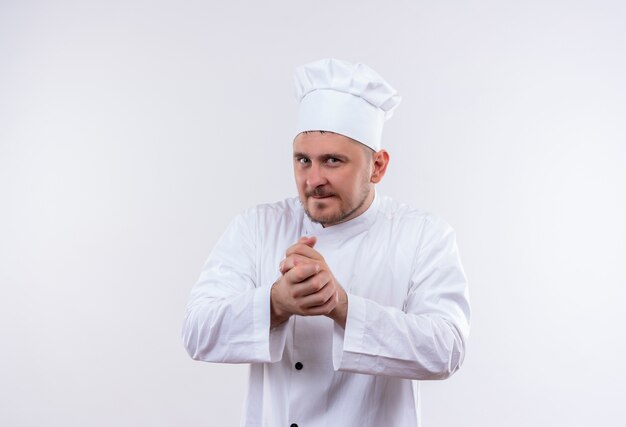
[293, 171, 306, 189]
[342, 171, 362, 191]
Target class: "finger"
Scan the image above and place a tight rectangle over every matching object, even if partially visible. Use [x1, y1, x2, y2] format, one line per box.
[279, 254, 316, 275]
[302, 291, 338, 316]
[291, 271, 331, 298]
[297, 280, 336, 308]
[298, 235, 317, 248]
[284, 262, 319, 284]
[285, 242, 323, 261]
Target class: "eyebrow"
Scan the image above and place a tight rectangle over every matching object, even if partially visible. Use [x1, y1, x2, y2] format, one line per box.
[293, 152, 349, 161]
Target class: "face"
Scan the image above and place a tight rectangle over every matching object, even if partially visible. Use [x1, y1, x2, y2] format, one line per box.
[293, 132, 384, 227]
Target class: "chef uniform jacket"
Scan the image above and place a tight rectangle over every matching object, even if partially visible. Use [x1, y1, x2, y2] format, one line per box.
[183, 192, 471, 427]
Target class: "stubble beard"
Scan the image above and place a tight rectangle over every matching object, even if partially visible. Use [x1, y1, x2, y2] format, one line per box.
[303, 180, 371, 227]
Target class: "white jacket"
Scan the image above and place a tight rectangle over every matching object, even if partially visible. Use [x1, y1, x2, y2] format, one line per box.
[183, 193, 471, 426]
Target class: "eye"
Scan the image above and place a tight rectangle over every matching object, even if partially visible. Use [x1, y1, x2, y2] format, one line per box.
[326, 157, 341, 165]
[296, 157, 310, 165]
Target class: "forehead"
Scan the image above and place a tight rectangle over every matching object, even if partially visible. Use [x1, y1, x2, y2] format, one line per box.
[293, 131, 363, 155]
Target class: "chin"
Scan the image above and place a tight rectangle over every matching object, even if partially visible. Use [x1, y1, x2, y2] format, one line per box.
[309, 209, 347, 226]
[305, 206, 337, 225]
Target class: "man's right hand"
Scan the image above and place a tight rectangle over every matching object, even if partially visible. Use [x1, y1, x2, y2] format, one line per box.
[270, 237, 339, 328]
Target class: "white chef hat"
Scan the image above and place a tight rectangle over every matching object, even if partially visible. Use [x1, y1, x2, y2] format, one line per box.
[294, 58, 401, 151]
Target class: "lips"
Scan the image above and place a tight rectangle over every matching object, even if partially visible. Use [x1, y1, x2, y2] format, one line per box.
[306, 188, 336, 199]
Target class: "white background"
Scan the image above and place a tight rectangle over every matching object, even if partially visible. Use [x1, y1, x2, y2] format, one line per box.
[1, 0, 625, 426]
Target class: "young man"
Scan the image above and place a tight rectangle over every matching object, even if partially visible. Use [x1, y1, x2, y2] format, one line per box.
[183, 58, 471, 427]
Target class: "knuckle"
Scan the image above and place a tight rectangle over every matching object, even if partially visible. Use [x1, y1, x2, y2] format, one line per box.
[318, 273, 329, 287]
[313, 278, 324, 291]
[318, 280, 327, 291]
[295, 267, 307, 281]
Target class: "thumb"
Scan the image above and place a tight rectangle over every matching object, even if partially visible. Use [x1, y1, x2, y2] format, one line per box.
[298, 235, 317, 248]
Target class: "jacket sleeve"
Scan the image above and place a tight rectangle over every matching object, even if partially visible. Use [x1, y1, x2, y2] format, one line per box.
[331, 217, 471, 380]
[182, 211, 288, 364]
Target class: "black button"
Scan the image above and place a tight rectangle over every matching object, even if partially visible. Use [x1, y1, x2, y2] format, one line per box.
[294, 362, 303, 370]
[291, 424, 298, 427]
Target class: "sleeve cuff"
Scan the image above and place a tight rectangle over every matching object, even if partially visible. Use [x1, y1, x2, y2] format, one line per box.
[332, 292, 367, 370]
[253, 282, 288, 363]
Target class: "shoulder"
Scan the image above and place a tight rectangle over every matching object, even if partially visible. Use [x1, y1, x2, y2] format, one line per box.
[240, 197, 302, 220]
[219, 197, 303, 247]
[233, 196, 303, 231]
[376, 195, 451, 229]
[375, 195, 456, 247]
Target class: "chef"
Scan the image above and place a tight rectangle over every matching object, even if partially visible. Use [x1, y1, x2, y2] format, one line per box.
[183, 58, 471, 427]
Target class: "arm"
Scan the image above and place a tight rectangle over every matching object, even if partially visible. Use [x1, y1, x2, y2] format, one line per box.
[181, 212, 288, 364]
[331, 219, 471, 380]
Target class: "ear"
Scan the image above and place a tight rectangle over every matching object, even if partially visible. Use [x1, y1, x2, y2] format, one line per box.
[370, 150, 390, 184]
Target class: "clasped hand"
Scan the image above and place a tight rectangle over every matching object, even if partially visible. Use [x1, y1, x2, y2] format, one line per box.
[270, 236, 347, 328]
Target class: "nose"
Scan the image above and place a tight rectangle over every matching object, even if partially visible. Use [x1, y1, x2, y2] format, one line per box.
[306, 163, 327, 188]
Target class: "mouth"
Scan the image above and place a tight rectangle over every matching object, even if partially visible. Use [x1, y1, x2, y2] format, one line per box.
[306, 187, 336, 198]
